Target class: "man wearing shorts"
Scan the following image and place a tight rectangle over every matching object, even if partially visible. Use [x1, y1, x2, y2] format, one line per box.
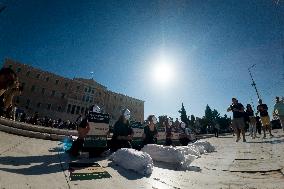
[257, 99, 273, 138]
[227, 98, 246, 142]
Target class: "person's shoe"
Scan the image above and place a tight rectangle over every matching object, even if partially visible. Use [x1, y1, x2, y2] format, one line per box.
[236, 137, 241, 142]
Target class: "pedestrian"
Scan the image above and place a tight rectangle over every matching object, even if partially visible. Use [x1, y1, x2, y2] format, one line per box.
[255, 115, 262, 135]
[179, 122, 191, 145]
[246, 104, 257, 139]
[110, 109, 133, 152]
[227, 97, 246, 142]
[273, 96, 284, 131]
[214, 122, 220, 138]
[257, 99, 273, 138]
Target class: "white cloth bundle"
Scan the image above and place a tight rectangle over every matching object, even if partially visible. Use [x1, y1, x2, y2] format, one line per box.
[141, 144, 197, 169]
[193, 140, 215, 153]
[110, 148, 153, 176]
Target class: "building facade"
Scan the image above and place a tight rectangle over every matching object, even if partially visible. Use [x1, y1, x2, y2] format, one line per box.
[3, 58, 144, 123]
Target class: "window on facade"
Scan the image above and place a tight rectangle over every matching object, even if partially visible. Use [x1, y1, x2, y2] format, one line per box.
[82, 95, 85, 101]
[31, 85, 35, 92]
[81, 107, 84, 114]
[41, 88, 45, 94]
[91, 89, 94, 94]
[36, 74, 40, 78]
[86, 96, 89, 102]
[88, 87, 91, 93]
[55, 80, 59, 85]
[47, 104, 51, 110]
[85, 88, 87, 92]
[26, 99, 30, 106]
[46, 77, 49, 82]
[16, 68, 21, 73]
[71, 105, 76, 114]
[26, 71, 30, 76]
[58, 106, 62, 112]
[61, 93, 65, 99]
[65, 83, 68, 88]
[77, 86, 80, 90]
[76, 106, 80, 114]
[67, 104, 71, 113]
[51, 90, 55, 96]
[37, 103, 41, 108]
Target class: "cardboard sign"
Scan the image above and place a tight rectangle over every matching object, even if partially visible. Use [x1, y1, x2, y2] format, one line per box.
[84, 112, 110, 148]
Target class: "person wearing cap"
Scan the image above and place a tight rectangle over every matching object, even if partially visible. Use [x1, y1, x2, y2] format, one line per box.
[273, 96, 284, 131]
[246, 104, 256, 139]
[227, 97, 246, 142]
[110, 109, 134, 152]
[257, 99, 273, 138]
[143, 115, 158, 145]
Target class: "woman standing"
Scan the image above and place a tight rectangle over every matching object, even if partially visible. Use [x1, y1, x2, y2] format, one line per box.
[143, 115, 158, 145]
[110, 109, 133, 152]
[246, 104, 257, 139]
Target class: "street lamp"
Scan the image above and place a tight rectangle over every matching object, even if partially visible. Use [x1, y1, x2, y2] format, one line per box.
[248, 64, 261, 100]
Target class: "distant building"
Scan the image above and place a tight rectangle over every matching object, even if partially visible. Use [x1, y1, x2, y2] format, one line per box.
[3, 58, 144, 123]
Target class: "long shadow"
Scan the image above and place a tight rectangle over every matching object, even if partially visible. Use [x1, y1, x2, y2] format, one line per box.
[246, 139, 284, 144]
[153, 161, 201, 172]
[107, 162, 145, 180]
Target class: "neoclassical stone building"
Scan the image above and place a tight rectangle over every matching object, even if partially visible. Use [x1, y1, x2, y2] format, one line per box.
[3, 58, 144, 123]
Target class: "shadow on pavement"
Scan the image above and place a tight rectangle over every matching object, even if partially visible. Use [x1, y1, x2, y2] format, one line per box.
[107, 162, 145, 180]
[246, 139, 284, 144]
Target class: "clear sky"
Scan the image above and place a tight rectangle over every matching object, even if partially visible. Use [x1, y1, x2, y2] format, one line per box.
[0, 0, 283, 119]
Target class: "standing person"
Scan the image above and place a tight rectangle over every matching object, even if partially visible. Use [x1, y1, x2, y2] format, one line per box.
[165, 118, 173, 146]
[246, 104, 257, 139]
[257, 99, 273, 138]
[143, 115, 158, 145]
[273, 96, 284, 131]
[213, 122, 220, 138]
[110, 109, 133, 152]
[255, 114, 262, 135]
[0, 67, 17, 96]
[227, 98, 246, 142]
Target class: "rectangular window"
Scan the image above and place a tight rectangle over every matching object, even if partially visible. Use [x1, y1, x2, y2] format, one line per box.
[71, 105, 76, 114]
[55, 80, 59, 85]
[37, 103, 41, 108]
[26, 71, 30, 76]
[81, 107, 85, 114]
[46, 77, 49, 82]
[76, 106, 80, 114]
[77, 86, 80, 90]
[51, 90, 55, 96]
[67, 104, 71, 113]
[65, 83, 68, 87]
[86, 96, 89, 102]
[82, 95, 85, 101]
[57, 106, 62, 112]
[31, 85, 35, 92]
[61, 93, 65, 99]
[91, 89, 94, 94]
[85, 88, 88, 92]
[88, 87, 91, 93]
[41, 88, 45, 95]
[47, 104, 52, 110]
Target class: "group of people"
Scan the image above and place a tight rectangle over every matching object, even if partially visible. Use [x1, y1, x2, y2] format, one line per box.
[228, 96, 284, 142]
[68, 105, 194, 157]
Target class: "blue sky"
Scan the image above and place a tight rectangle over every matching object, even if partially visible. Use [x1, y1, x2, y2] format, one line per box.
[0, 0, 283, 119]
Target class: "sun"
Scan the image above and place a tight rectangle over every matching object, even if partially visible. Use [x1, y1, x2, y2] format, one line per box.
[152, 54, 175, 86]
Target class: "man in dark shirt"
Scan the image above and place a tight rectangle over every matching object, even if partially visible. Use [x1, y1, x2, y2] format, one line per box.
[227, 97, 246, 142]
[257, 99, 273, 138]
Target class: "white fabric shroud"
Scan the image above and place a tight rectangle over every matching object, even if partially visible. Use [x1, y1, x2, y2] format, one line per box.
[110, 148, 154, 176]
[142, 140, 215, 169]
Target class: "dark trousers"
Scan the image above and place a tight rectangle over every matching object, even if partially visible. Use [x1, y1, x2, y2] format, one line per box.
[68, 138, 84, 157]
[214, 128, 219, 137]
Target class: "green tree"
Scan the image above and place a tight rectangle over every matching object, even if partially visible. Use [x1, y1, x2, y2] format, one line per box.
[178, 103, 189, 125]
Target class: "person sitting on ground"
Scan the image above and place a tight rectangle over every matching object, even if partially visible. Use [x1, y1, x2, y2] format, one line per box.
[179, 122, 191, 145]
[110, 109, 134, 152]
[165, 118, 173, 146]
[143, 115, 158, 145]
